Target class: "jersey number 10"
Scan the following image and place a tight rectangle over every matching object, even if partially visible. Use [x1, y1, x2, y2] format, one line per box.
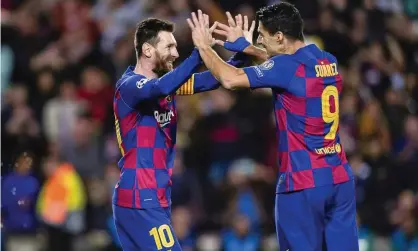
[321, 86, 339, 140]
[149, 224, 175, 250]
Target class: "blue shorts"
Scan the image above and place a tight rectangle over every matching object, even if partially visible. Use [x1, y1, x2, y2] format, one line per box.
[275, 180, 359, 251]
[113, 205, 182, 251]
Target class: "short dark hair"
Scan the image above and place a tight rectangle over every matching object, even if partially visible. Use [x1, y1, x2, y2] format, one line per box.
[256, 2, 304, 41]
[134, 18, 174, 58]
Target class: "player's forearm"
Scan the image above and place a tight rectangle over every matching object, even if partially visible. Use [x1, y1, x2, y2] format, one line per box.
[243, 45, 268, 62]
[198, 46, 241, 89]
[122, 49, 202, 105]
[177, 53, 247, 95]
[195, 53, 247, 91]
[152, 49, 201, 96]
[177, 72, 218, 95]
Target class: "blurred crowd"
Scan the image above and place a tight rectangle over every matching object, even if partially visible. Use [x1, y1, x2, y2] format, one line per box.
[1, 0, 418, 250]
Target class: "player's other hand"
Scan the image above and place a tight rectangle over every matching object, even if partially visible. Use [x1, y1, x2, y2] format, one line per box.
[213, 12, 255, 51]
[187, 10, 217, 50]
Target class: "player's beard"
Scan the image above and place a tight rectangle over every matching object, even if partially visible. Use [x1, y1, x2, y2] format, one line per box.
[153, 51, 174, 77]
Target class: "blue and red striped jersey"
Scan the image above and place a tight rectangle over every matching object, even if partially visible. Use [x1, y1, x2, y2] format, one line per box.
[113, 50, 246, 208]
[243, 44, 354, 193]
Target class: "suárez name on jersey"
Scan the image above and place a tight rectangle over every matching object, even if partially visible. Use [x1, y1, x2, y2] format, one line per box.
[154, 110, 174, 127]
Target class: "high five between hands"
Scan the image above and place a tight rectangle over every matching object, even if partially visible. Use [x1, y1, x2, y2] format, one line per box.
[187, 9, 255, 52]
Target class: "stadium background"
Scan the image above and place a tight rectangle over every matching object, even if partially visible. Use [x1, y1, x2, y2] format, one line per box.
[1, 0, 418, 250]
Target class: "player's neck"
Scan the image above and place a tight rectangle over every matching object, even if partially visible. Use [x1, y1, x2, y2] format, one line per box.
[284, 40, 306, 55]
[134, 59, 157, 79]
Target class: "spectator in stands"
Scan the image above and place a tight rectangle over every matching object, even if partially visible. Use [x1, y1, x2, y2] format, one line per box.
[59, 112, 105, 179]
[222, 214, 260, 251]
[171, 150, 204, 220]
[37, 158, 86, 251]
[357, 213, 375, 251]
[172, 206, 196, 251]
[391, 213, 418, 251]
[43, 79, 83, 144]
[2, 152, 39, 251]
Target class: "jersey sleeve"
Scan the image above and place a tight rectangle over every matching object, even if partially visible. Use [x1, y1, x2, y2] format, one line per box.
[177, 52, 247, 95]
[118, 49, 201, 107]
[242, 56, 296, 90]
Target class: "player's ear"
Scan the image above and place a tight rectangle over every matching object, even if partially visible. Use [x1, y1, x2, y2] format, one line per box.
[142, 43, 153, 58]
[275, 31, 284, 44]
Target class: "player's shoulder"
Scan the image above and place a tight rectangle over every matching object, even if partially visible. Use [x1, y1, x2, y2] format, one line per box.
[269, 53, 296, 65]
[261, 54, 300, 73]
[250, 55, 299, 89]
[310, 45, 338, 64]
[116, 67, 148, 91]
[295, 44, 338, 63]
[322, 50, 338, 64]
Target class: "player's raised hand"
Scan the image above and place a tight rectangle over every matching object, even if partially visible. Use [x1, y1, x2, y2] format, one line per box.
[205, 13, 218, 47]
[243, 15, 256, 44]
[213, 12, 255, 52]
[213, 12, 242, 45]
[187, 10, 217, 49]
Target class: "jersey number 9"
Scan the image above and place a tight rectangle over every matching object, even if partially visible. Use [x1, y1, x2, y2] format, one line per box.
[321, 86, 339, 140]
[149, 224, 175, 250]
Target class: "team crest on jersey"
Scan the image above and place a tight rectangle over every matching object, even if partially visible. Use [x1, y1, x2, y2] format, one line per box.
[260, 60, 274, 70]
[166, 95, 172, 102]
